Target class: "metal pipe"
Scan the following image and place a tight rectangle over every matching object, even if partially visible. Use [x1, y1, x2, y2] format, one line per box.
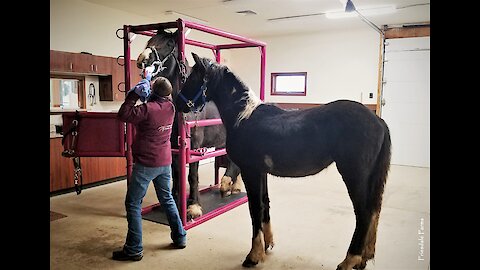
[123, 25, 134, 183]
[176, 19, 188, 226]
[217, 43, 265, 50]
[186, 39, 216, 50]
[215, 48, 221, 64]
[184, 20, 266, 47]
[354, 10, 384, 36]
[188, 149, 227, 164]
[260, 46, 266, 101]
[185, 118, 223, 129]
[130, 22, 178, 33]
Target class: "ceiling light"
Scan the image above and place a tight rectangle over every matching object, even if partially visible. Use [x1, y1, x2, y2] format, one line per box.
[326, 5, 396, 19]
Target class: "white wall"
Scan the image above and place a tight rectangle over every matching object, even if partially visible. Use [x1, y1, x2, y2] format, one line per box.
[50, 0, 232, 62]
[229, 29, 381, 105]
[51, 0, 379, 107]
[50, 0, 232, 112]
[50, 0, 153, 58]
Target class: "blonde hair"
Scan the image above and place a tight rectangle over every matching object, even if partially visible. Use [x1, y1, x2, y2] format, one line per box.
[151, 76, 173, 97]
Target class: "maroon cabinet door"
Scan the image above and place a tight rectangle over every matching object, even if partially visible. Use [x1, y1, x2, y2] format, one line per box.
[62, 112, 125, 157]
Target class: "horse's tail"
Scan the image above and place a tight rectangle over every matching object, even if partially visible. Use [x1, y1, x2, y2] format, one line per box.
[368, 118, 391, 213]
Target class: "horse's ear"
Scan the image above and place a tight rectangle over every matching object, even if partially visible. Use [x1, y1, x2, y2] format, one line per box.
[192, 53, 202, 66]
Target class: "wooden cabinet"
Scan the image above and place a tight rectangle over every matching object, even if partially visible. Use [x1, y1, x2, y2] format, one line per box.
[50, 137, 127, 193]
[50, 51, 75, 72]
[51, 50, 112, 75]
[72, 53, 112, 74]
[101, 58, 143, 101]
[50, 50, 144, 102]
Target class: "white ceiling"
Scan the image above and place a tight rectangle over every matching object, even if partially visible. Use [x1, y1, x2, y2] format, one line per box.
[84, 0, 430, 38]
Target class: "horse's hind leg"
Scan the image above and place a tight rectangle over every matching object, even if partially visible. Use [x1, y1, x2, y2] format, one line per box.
[262, 174, 274, 252]
[242, 170, 267, 267]
[187, 161, 203, 219]
[335, 173, 373, 270]
[336, 159, 388, 269]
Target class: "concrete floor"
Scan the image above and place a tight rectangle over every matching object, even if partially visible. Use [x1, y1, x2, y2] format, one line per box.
[50, 163, 430, 270]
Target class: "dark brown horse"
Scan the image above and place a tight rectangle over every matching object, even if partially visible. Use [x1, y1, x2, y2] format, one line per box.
[176, 53, 391, 270]
[136, 30, 243, 219]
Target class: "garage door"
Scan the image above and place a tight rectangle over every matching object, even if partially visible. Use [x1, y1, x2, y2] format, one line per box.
[381, 36, 430, 167]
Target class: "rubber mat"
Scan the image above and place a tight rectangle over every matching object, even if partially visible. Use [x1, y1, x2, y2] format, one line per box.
[142, 187, 247, 225]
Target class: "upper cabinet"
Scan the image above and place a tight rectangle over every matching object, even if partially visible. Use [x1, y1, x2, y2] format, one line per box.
[50, 51, 75, 72]
[50, 50, 143, 102]
[50, 50, 112, 75]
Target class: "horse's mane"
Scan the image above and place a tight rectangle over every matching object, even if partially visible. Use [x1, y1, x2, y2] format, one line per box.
[204, 59, 262, 126]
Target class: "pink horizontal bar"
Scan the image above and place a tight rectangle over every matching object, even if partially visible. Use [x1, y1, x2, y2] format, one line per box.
[186, 39, 216, 50]
[136, 30, 157, 37]
[184, 20, 266, 47]
[130, 22, 178, 33]
[185, 118, 223, 128]
[188, 149, 226, 163]
[184, 196, 248, 230]
[141, 202, 160, 215]
[217, 43, 266, 50]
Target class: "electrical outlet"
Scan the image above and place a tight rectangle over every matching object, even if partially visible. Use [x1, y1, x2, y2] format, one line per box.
[369, 92, 374, 99]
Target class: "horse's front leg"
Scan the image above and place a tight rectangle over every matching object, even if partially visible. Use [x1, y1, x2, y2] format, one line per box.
[220, 156, 242, 197]
[187, 161, 202, 219]
[242, 170, 267, 267]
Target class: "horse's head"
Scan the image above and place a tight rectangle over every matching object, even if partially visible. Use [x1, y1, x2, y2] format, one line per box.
[136, 29, 180, 81]
[176, 53, 217, 113]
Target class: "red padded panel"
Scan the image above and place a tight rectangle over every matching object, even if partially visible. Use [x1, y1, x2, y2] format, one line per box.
[62, 112, 125, 157]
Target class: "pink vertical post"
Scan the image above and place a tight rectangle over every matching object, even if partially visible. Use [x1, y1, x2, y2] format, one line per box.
[123, 25, 134, 183]
[215, 49, 221, 63]
[176, 19, 188, 226]
[214, 48, 221, 185]
[260, 45, 266, 101]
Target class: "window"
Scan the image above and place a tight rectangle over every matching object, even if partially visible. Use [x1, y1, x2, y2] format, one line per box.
[271, 72, 307, 96]
[50, 76, 85, 110]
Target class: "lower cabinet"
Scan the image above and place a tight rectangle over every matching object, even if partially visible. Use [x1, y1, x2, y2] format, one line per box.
[50, 137, 126, 193]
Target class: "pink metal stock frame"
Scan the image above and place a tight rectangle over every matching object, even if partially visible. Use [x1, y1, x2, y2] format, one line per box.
[122, 19, 266, 229]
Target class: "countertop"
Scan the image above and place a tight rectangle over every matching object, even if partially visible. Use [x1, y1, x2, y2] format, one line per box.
[50, 133, 63, 139]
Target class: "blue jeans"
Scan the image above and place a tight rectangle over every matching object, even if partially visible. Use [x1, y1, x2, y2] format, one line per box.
[123, 162, 186, 256]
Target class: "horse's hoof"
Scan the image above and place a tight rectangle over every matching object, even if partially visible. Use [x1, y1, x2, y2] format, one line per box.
[220, 176, 233, 197]
[353, 261, 367, 269]
[187, 204, 203, 219]
[220, 189, 232, 197]
[242, 257, 258, 268]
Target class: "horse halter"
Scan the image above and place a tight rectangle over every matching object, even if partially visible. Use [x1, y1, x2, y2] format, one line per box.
[178, 77, 208, 112]
[178, 60, 213, 112]
[141, 45, 174, 79]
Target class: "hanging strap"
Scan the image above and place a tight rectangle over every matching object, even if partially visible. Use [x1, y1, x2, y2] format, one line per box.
[72, 157, 83, 195]
[62, 111, 81, 158]
[61, 111, 83, 195]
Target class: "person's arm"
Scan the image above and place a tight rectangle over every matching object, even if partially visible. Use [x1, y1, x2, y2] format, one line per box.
[117, 91, 148, 124]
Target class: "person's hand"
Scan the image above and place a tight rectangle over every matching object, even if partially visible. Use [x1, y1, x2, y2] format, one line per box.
[143, 66, 154, 81]
[127, 79, 151, 102]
